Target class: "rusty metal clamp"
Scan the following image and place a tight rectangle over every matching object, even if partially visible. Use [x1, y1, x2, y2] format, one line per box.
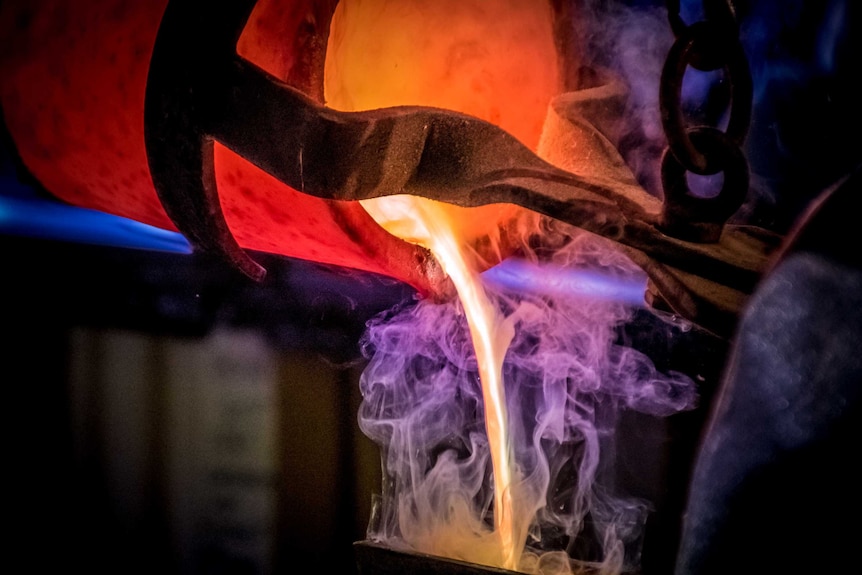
[145, 0, 781, 339]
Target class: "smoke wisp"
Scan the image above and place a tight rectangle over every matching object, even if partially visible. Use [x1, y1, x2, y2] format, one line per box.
[358, 228, 697, 574]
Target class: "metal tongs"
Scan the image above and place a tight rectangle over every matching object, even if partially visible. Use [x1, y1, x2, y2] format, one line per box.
[145, 0, 781, 339]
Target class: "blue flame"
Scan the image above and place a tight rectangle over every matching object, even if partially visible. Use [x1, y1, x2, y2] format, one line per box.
[482, 258, 647, 306]
[1, 124, 193, 252]
[0, 192, 191, 254]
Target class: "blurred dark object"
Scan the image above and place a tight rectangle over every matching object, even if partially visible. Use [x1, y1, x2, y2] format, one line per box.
[671, 2, 862, 571]
[3, 233, 410, 575]
[738, 0, 862, 233]
[675, 164, 862, 574]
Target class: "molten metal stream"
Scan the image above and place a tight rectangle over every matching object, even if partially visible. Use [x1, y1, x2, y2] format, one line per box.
[325, 0, 560, 569]
[360, 195, 519, 568]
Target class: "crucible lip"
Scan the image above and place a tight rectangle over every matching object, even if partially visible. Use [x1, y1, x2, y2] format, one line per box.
[353, 540, 638, 575]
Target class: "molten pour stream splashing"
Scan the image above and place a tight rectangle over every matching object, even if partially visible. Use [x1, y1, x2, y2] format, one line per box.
[324, 1, 697, 573]
[360, 195, 521, 568]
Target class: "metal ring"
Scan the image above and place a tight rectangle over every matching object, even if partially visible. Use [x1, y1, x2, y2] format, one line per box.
[660, 20, 752, 174]
[659, 127, 749, 242]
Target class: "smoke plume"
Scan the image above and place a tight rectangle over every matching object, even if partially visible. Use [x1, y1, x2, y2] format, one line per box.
[358, 227, 696, 574]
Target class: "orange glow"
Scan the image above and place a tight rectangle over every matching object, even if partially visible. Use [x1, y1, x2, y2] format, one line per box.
[325, 0, 560, 569]
[324, 0, 560, 259]
[0, 0, 442, 296]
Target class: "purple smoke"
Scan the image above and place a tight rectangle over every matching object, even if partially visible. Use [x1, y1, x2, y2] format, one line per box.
[357, 230, 697, 573]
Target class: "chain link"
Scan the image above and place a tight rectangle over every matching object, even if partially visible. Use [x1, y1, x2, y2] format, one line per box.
[659, 0, 752, 242]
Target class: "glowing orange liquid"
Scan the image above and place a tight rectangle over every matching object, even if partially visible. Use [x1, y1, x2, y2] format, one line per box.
[324, 1, 560, 569]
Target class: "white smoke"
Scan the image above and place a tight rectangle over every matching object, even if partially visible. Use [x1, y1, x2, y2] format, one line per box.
[358, 228, 697, 574]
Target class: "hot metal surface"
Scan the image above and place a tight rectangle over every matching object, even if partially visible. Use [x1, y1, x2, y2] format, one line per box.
[144, 0, 779, 338]
[1, 0, 446, 297]
[0, 0, 780, 337]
